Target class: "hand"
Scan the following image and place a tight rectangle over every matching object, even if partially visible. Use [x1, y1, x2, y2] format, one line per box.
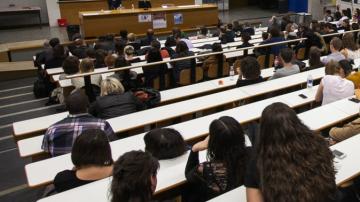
[192, 136, 209, 152]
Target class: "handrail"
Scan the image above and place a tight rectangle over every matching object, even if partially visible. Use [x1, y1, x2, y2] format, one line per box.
[64, 28, 360, 79]
[65, 37, 306, 79]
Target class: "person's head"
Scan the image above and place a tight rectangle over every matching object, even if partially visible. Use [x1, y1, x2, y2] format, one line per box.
[212, 42, 223, 52]
[172, 27, 181, 36]
[119, 30, 128, 39]
[65, 89, 89, 114]
[105, 54, 117, 68]
[285, 23, 294, 33]
[261, 32, 269, 41]
[146, 47, 162, 63]
[241, 32, 251, 43]
[269, 26, 281, 38]
[150, 40, 161, 50]
[324, 22, 334, 32]
[144, 128, 186, 160]
[162, 36, 174, 48]
[72, 33, 83, 45]
[325, 60, 341, 75]
[352, 22, 359, 31]
[342, 33, 358, 51]
[95, 49, 107, 67]
[62, 56, 80, 75]
[330, 37, 343, 52]
[175, 41, 189, 54]
[308, 46, 323, 68]
[53, 45, 66, 59]
[71, 129, 113, 169]
[227, 23, 233, 30]
[240, 57, 261, 80]
[114, 56, 130, 68]
[86, 48, 96, 59]
[49, 38, 60, 48]
[79, 58, 95, 73]
[325, 10, 332, 16]
[207, 116, 247, 187]
[200, 26, 208, 36]
[311, 21, 321, 32]
[115, 41, 126, 56]
[146, 29, 154, 38]
[256, 102, 336, 202]
[100, 77, 125, 96]
[124, 45, 135, 57]
[279, 48, 294, 64]
[338, 59, 353, 77]
[127, 33, 136, 42]
[111, 151, 159, 202]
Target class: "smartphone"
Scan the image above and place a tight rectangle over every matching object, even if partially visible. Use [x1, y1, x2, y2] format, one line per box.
[349, 98, 360, 103]
[332, 149, 346, 159]
[298, 94, 307, 99]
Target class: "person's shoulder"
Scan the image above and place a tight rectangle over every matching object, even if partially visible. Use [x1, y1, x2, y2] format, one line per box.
[54, 170, 75, 183]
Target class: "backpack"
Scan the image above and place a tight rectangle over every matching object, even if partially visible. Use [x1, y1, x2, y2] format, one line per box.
[33, 76, 51, 98]
[132, 88, 161, 108]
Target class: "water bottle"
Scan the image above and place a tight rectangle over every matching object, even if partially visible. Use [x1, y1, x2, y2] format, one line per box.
[207, 30, 211, 37]
[230, 66, 235, 80]
[307, 74, 313, 89]
[197, 31, 200, 36]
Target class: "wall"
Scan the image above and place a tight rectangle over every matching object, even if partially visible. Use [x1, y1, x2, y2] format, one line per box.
[0, 0, 49, 27]
[46, 0, 61, 27]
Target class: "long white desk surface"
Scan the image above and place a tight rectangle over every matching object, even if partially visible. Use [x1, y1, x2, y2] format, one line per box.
[24, 85, 318, 188]
[17, 67, 322, 159]
[208, 133, 360, 202]
[36, 94, 360, 202]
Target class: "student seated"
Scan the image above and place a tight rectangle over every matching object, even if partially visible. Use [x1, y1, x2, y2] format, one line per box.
[42, 90, 115, 156]
[263, 26, 286, 56]
[94, 49, 107, 68]
[124, 45, 141, 63]
[150, 40, 170, 59]
[110, 150, 159, 202]
[219, 25, 235, 44]
[307, 46, 324, 70]
[140, 29, 155, 46]
[245, 102, 338, 202]
[71, 58, 102, 89]
[68, 34, 89, 59]
[89, 77, 145, 119]
[269, 48, 300, 80]
[202, 43, 226, 78]
[53, 129, 113, 193]
[341, 33, 360, 60]
[236, 32, 254, 49]
[113, 56, 139, 91]
[127, 33, 141, 51]
[185, 116, 249, 201]
[35, 38, 60, 68]
[104, 54, 117, 69]
[144, 128, 187, 160]
[322, 37, 346, 65]
[44, 45, 67, 69]
[315, 60, 354, 105]
[236, 57, 264, 87]
[170, 41, 195, 84]
[143, 47, 168, 89]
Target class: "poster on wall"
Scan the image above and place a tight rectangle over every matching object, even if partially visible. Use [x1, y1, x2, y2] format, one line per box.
[138, 14, 152, 22]
[153, 13, 167, 29]
[174, 13, 183, 25]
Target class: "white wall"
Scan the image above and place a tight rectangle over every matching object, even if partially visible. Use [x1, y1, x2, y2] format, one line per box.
[45, 0, 60, 27]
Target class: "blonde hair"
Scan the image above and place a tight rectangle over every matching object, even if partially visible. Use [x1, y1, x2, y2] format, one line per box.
[100, 77, 125, 96]
[124, 45, 135, 56]
[127, 33, 136, 42]
[105, 54, 117, 68]
[79, 58, 95, 73]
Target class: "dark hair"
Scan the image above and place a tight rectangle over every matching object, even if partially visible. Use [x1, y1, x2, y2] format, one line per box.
[262, 32, 269, 41]
[339, 59, 353, 77]
[207, 116, 248, 188]
[240, 57, 261, 79]
[53, 45, 66, 59]
[165, 36, 177, 47]
[86, 48, 96, 58]
[200, 26, 208, 36]
[280, 48, 293, 63]
[146, 48, 162, 63]
[172, 27, 181, 36]
[71, 129, 113, 168]
[269, 26, 281, 38]
[144, 128, 186, 160]
[146, 29, 154, 37]
[342, 33, 358, 51]
[63, 56, 80, 75]
[49, 38, 60, 48]
[241, 32, 251, 43]
[114, 56, 132, 80]
[119, 30, 128, 39]
[175, 41, 189, 57]
[111, 151, 159, 202]
[95, 49, 107, 68]
[65, 90, 89, 114]
[256, 103, 337, 202]
[115, 41, 126, 56]
[308, 46, 323, 69]
[150, 40, 161, 50]
[330, 37, 343, 51]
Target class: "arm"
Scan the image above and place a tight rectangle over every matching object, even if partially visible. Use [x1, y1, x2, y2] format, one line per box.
[104, 121, 117, 141]
[315, 80, 324, 103]
[329, 118, 360, 142]
[185, 137, 209, 183]
[246, 188, 264, 202]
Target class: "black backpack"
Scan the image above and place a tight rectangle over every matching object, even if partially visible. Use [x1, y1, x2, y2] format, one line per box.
[33, 76, 50, 98]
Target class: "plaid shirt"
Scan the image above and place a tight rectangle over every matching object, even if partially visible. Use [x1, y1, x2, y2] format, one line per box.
[42, 113, 115, 156]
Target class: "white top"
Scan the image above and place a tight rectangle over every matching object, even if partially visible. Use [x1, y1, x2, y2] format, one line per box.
[345, 48, 360, 60]
[321, 75, 354, 105]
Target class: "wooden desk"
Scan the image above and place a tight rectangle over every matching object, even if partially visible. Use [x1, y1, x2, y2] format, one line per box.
[79, 4, 218, 38]
[122, 0, 195, 8]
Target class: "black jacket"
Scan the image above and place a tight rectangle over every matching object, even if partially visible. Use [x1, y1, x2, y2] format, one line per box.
[89, 92, 145, 119]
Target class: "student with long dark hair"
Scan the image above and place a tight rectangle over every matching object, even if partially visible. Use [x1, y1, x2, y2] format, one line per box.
[308, 46, 324, 70]
[185, 116, 249, 201]
[144, 47, 167, 89]
[170, 41, 195, 84]
[110, 150, 159, 202]
[144, 128, 187, 160]
[53, 129, 113, 193]
[245, 102, 338, 202]
[236, 57, 264, 87]
[202, 43, 225, 79]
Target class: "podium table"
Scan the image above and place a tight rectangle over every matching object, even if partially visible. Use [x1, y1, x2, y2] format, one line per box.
[79, 4, 219, 38]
